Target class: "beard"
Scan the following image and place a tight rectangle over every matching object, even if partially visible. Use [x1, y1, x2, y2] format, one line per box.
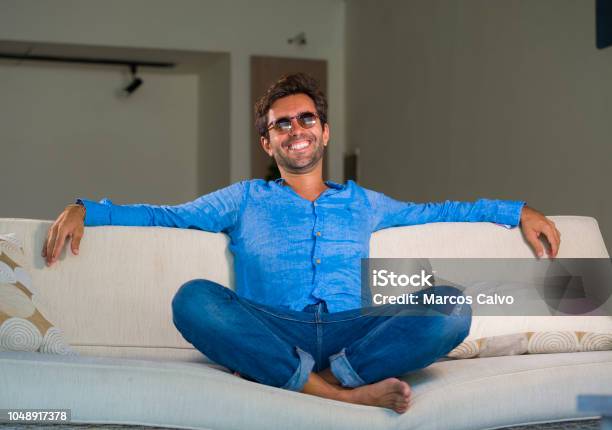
[271, 131, 325, 174]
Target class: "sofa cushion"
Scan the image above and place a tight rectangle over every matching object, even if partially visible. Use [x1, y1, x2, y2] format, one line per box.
[0, 216, 608, 362]
[449, 331, 612, 358]
[0, 350, 609, 429]
[0, 233, 74, 355]
[370, 216, 612, 360]
[0, 219, 232, 360]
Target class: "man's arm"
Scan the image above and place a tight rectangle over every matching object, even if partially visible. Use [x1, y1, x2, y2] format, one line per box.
[366, 190, 560, 258]
[42, 181, 247, 266]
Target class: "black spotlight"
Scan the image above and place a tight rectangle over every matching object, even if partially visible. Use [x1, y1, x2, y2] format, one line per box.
[124, 64, 143, 95]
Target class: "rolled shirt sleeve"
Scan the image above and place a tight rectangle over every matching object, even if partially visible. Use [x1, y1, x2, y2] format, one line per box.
[365, 189, 525, 232]
[77, 181, 247, 233]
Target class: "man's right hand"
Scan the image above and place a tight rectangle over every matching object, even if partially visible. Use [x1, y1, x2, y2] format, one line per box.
[42, 204, 86, 266]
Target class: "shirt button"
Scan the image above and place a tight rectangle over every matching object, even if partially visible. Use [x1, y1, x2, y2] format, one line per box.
[316, 231, 322, 236]
[316, 259, 321, 264]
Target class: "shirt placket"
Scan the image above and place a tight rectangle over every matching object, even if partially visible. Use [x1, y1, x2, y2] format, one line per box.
[311, 200, 324, 298]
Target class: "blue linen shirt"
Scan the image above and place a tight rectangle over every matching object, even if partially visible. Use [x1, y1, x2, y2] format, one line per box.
[79, 179, 525, 313]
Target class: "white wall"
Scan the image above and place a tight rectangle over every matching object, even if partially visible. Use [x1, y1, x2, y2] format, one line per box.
[346, 0, 612, 248]
[0, 0, 346, 185]
[0, 63, 198, 219]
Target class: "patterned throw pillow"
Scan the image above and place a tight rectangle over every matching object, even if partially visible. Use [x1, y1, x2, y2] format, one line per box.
[448, 331, 612, 359]
[0, 233, 75, 354]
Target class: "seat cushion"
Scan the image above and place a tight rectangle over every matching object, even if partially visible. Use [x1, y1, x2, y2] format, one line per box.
[1, 350, 609, 430]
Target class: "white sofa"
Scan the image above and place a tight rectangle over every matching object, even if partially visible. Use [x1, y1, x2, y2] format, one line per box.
[1, 216, 611, 429]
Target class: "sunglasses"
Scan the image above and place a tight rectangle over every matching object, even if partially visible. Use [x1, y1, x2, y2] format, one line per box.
[267, 112, 319, 134]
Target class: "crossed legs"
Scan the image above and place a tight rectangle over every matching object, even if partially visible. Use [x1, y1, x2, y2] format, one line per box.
[172, 279, 470, 414]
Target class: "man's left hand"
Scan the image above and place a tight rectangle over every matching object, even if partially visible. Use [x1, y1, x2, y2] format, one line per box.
[519, 205, 561, 258]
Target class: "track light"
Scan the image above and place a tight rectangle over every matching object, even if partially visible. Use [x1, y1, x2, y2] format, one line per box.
[287, 32, 307, 46]
[124, 64, 143, 95]
[0, 53, 174, 95]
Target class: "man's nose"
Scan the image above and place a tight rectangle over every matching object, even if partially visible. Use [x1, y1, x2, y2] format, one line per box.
[289, 117, 304, 134]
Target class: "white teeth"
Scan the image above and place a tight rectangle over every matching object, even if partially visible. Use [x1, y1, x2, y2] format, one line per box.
[289, 141, 309, 150]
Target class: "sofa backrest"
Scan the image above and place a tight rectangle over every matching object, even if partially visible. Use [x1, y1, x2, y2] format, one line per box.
[0, 216, 608, 362]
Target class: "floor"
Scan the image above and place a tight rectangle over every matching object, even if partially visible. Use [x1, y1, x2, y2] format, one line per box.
[0, 418, 603, 429]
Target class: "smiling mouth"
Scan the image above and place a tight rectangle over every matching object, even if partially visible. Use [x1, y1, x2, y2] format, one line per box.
[286, 140, 311, 152]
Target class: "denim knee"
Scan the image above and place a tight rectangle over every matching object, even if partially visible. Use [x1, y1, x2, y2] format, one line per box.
[443, 311, 472, 340]
[171, 279, 230, 329]
[428, 285, 465, 300]
[172, 279, 201, 316]
[173, 277, 227, 306]
[442, 308, 472, 342]
[427, 285, 472, 339]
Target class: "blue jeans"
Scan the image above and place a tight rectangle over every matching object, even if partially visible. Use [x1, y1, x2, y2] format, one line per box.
[171, 280, 471, 392]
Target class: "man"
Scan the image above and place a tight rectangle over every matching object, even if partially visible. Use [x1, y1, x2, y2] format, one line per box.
[43, 73, 560, 414]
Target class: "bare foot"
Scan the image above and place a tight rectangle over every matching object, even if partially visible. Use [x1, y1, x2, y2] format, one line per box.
[340, 378, 411, 414]
[302, 373, 411, 414]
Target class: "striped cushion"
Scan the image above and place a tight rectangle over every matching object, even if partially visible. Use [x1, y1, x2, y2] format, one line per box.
[0, 233, 74, 355]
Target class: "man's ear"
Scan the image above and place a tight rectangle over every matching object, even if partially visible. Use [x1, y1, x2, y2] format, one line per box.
[260, 136, 273, 157]
[322, 123, 330, 147]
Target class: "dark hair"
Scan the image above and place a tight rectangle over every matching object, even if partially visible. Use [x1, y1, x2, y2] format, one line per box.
[254, 73, 328, 138]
